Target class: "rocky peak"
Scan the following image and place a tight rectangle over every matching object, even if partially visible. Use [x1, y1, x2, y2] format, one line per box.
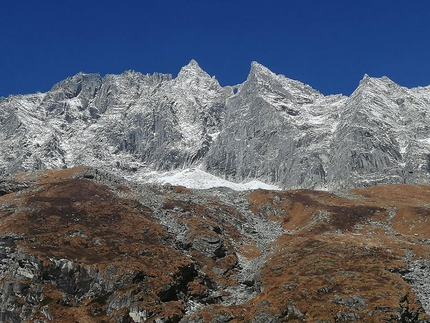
[183, 58, 200, 69]
[48, 72, 102, 99]
[244, 61, 321, 103]
[355, 74, 404, 96]
[249, 61, 276, 77]
[245, 61, 280, 88]
[172, 61, 224, 100]
[177, 59, 210, 80]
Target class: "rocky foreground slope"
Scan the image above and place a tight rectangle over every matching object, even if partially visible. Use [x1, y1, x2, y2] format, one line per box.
[2, 61, 430, 190]
[1, 167, 430, 322]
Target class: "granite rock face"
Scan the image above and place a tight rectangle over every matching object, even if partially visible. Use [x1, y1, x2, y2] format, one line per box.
[204, 62, 344, 189]
[0, 61, 230, 176]
[2, 61, 430, 189]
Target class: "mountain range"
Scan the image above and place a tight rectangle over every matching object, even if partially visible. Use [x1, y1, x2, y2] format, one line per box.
[2, 62, 430, 322]
[2, 60, 430, 190]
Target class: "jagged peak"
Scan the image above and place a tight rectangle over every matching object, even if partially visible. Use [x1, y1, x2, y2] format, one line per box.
[71, 71, 101, 80]
[248, 61, 306, 86]
[53, 73, 98, 86]
[175, 60, 222, 90]
[350, 74, 407, 101]
[357, 74, 372, 89]
[249, 61, 277, 78]
[121, 69, 144, 77]
[359, 74, 396, 85]
[357, 74, 400, 92]
[187, 59, 200, 68]
[178, 59, 208, 77]
[50, 72, 102, 92]
[246, 61, 322, 98]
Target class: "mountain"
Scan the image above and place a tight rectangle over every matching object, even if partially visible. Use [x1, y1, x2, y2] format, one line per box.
[1, 60, 430, 190]
[3, 62, 430, 323]
[1, 167, 430, 322]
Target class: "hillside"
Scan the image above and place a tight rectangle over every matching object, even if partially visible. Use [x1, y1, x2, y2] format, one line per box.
[1, 168, 430, 322]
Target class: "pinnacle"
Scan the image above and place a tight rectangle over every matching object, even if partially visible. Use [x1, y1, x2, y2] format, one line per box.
[358, 74, 397, 89]
[188, 59, 199, 67]
[182, 59, 203, 72]
[177, 59, 210, 79]
[249, 61, 276, 79]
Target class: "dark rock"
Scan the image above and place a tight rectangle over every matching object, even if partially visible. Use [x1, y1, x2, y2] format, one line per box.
[251, 310, 279, 323]
[158, 264, 198, 303]
[192, 235, 227, 259]
[335, 311, 360, 322]
[334, 294, 367, 310]
[180, 316, 204, 323]
[210, 310, 234, 322]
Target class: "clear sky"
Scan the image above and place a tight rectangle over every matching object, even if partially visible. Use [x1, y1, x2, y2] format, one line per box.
[1, 0, 430, 97]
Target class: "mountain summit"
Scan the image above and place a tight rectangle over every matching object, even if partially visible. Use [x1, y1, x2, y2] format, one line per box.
[1, 61, 430, 190]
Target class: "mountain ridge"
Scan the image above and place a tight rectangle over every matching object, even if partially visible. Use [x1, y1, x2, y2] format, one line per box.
[1, 60, 430, 190]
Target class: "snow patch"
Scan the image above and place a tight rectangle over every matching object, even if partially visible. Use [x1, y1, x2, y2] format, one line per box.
[143, 168, 280, 191]
[418, 138, 430, 146]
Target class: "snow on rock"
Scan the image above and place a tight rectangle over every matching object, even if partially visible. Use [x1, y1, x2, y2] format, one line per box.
[2, 60, 430, 190]
[143, 168, 280, 191]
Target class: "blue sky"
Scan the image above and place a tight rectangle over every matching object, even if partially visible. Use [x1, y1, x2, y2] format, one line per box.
[1, 0, 430, 97]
